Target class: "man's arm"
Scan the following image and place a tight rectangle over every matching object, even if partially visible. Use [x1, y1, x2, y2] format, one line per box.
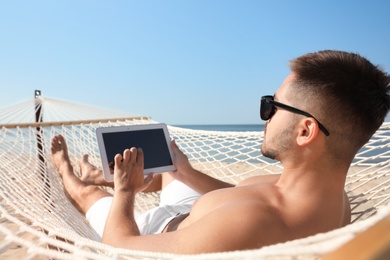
[102, 147, 152, 241]
[102, 147, 283, 254]
[169, 140, 234, 194]
[104, 202, 272, 254]
[105, 192, 278, 253]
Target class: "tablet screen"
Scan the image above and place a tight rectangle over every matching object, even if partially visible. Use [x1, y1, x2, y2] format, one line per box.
[102, 128, 173, 170]
[96, 123, 176, 182]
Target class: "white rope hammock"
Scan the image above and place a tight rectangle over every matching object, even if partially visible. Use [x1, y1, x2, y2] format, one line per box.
[0, 95, 389, 259]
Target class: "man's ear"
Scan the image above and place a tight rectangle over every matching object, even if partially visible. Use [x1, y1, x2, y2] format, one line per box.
[296, 118, 319, 146]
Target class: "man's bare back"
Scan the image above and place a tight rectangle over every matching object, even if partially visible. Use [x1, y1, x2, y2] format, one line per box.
[167, 174, 350, 248]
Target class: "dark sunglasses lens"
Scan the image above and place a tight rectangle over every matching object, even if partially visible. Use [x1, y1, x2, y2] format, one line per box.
[260, 99, 274, 120]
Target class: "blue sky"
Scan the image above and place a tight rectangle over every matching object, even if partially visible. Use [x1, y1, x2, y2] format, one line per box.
[1, 1, 389, 124]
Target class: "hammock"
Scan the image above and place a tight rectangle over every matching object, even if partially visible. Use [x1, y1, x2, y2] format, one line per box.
[0, 94, 389, 259]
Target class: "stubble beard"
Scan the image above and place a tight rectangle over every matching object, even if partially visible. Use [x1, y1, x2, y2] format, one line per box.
[261, 126, 294, 160]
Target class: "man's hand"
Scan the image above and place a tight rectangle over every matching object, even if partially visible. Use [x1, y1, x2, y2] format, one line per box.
[169, 140, 234, 194]
[169, 140, 194, 182]
[113, 147, 154, 193]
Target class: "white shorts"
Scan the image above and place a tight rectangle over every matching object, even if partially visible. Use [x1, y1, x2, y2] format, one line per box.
[86, 180, 201, 239]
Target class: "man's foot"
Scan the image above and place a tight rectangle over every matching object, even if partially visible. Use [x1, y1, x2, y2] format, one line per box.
[51, 134, 73, 176]
[51, 134, 112, 214]
[79, 155, 114, 188]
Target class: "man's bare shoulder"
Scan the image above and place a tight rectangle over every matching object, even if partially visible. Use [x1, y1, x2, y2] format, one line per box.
[174, 196, 287, 252]
[221, 199, 289, 247]
[175, 183, 289, 250]
[237, 173, 281, 187]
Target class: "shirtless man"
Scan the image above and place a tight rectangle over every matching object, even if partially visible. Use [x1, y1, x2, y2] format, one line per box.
[51, 50, 390, 254]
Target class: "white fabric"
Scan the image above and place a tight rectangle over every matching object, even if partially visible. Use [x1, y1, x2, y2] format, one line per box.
[86, 180, 201, 239]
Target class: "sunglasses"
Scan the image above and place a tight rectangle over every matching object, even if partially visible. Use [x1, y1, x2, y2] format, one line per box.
[260, 95, 330, 136]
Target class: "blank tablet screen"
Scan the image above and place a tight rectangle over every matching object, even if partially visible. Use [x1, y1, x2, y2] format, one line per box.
[102, 128, 173, 169]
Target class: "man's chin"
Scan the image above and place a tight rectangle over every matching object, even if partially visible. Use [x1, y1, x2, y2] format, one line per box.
[261, 146, 276, 160]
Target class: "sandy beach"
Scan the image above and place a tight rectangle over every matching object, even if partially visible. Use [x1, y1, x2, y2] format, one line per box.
[0, 203, 45, 259]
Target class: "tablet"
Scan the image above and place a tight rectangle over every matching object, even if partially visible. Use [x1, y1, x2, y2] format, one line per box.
[96, 123, 176, 182]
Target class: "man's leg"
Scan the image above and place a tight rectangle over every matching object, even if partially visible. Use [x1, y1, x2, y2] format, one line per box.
[159, 173, 201, 206]
[143, 173, 163, 192]
[78, 154, 114, 188]
[162, 173, 175, 189]
[145, 172, 176, 191]
[51, 134, 111, 214]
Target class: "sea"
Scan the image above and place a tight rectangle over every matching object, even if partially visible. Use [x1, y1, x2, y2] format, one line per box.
[173, 124, 266, 164]
[174, 124, 264, 132]
[174, 124, 389, 164]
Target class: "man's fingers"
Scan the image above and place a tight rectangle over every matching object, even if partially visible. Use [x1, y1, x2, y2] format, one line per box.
[123, 148, 132, 163]
[129, 147, 138, 164]
[171, 139, 176, 149]
[137, 148, 144, 163]
[114, 153, 123, 168]
[170, 140, 181, 155]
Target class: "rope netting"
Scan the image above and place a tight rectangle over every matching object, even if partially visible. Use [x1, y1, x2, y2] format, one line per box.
[0, 96, 389, 259]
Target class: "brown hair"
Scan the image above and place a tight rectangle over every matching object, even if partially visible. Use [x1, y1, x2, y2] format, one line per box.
[289, 50, 390, 160]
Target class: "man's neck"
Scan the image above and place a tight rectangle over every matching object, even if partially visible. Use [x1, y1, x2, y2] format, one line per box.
[276, 162, 348, 194]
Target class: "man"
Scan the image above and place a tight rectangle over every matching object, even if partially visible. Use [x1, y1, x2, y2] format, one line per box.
[51, 50, 390, 254]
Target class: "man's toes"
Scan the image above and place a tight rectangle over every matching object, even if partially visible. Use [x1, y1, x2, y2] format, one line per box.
[51, 138, 59, 152]
[83, 154, 89, 161]
[57, 135, 65, 144]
